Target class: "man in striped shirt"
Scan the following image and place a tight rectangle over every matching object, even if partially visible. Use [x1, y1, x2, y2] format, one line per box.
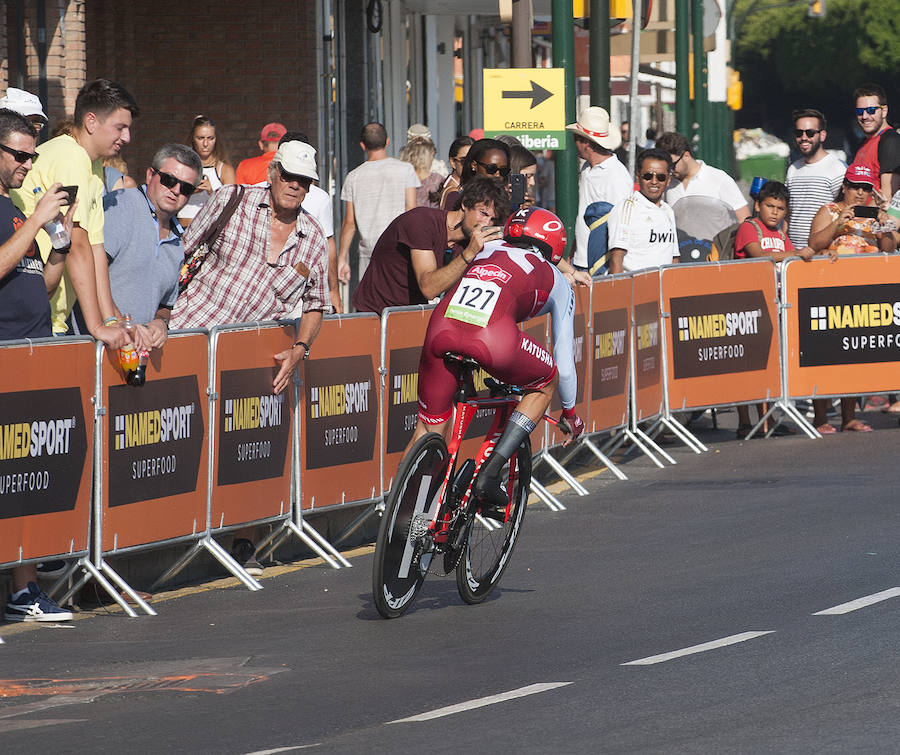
[785, 108, 846, 249]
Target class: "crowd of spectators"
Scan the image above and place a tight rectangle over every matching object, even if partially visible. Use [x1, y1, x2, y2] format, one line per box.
[1, 76, 899, 620]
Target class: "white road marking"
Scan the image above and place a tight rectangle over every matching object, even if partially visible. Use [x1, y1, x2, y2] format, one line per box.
[242, 746, 320, 754]
[813, 587, 900, 615]
[387, 682, 573, 723]
[621, 631, 775, 666]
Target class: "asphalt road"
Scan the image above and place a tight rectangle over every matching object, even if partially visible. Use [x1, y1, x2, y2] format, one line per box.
[2, 409, 899, 754]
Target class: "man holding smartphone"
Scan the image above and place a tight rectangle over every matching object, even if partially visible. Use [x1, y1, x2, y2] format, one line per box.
[351, 176, 510, 314]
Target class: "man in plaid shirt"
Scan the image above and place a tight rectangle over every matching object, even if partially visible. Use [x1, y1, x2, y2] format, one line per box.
[171, 141, 331, 394]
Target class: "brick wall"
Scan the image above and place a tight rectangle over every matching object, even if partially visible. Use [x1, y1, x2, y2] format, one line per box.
[84, 0, 321, 180]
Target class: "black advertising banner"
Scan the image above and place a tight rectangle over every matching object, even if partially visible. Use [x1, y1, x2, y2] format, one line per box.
[592, 308, 628, 400]
[218, 368, 292, 485]
[386, 346, 421, 453]
[670, 290, 773, 379]
[0, 387, 88, 519]
[634, 301, 661, 389]
[305, 355, 377, 469]
[108, 376, 204, 506]
[798, 284, 900, 367]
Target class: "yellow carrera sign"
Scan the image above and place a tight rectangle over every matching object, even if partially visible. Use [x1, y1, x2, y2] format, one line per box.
[483, 68, 566, 151]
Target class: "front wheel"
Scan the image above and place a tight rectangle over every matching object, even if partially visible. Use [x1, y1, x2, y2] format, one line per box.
[456, 440, 531, 604]
[373, 433, 449, 618]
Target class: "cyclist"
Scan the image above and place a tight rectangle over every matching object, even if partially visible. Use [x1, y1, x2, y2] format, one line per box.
[410, 206, 585, 513]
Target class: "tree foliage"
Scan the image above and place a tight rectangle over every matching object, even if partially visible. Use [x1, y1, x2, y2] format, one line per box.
[732, 0, 900, 133]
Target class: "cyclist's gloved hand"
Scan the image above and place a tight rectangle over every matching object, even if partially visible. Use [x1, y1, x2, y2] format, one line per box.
[558, 407, 585, 446]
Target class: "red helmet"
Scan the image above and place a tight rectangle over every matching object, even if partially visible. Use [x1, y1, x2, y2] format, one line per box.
[504, 206, 567, 264]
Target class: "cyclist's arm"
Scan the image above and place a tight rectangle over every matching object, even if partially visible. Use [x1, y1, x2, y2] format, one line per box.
[538, 267, 577, 409]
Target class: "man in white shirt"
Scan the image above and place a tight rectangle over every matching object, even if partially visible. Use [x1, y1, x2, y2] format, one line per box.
[338, 122, 419, 284]
[784, 108, 845, 249]
[608, 149, 679, 273]
[657, 131, 750, 222]
[565, 106, 633, 269]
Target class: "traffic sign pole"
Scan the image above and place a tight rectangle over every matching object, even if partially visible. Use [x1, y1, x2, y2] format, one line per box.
[675, 0, 691, 134]
[590, 0, 611, 110]
[552, 0, 578, 259]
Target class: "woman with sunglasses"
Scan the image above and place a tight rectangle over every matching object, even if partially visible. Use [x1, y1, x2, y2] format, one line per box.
[438, 136, 473, 210]
[440, 138, 510, 213]
[805, 163, 895, 434]
[179, 115, 236, 226]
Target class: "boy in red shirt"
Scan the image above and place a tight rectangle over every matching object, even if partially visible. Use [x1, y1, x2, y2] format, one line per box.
[735, 181, 814, 261]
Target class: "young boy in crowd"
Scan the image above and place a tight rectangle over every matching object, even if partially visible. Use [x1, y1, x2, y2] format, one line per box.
[733, 181, 815, 436]
[734, 181, 814, 262]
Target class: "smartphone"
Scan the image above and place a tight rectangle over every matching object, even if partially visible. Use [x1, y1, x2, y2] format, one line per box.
[854, 205, 878, 218]
[510, 173, 526, 208]
[60, 185, 78, 206]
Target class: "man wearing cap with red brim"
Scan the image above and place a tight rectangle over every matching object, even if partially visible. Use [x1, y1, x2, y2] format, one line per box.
[235, 122, 288, 185]
[566, 106, 633, 271]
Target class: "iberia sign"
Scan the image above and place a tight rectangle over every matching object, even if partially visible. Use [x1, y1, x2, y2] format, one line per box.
[483, 68, 566, 151]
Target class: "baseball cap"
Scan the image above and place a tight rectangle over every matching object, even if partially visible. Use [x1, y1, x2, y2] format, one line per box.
[0, 88, 48, 124]
[274, 141, 318, 180]
[260, 122, 287, 142]
[845, 163, 876, 187]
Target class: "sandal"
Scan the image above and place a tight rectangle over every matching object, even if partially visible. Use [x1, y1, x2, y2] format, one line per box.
[841, 419, 873, 432]
[816, 423, 837, 434]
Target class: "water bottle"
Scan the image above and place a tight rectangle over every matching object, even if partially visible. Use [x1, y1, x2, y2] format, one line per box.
[118, 314, 139, 381]
[32, 187, 71, 249]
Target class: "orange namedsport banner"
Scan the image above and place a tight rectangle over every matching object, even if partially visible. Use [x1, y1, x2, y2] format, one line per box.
[299, 313, 380, 510]
[783, 254, 900, 398]
[209, 324, 296, 529]
[660, 259, 780, 410]
[101, 332, 208, 551]
[632, 269, 663, 422]
[587, 274, 630, 434]
[0, 338, 94, 564]
[547, 285, 591, 446]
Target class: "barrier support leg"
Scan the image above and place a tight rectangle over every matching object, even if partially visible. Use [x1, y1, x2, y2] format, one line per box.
[777, 400, 822, 439]
[334, 499, 383, 547]
[150, 537, 263, 592]
[255, 520, 344, 569]
[660, 414, 708, 453]
[533, 450, 589, 496]
[52, 558, 139, 618]
[529, 479, 565, 511]
[581, 437, 628, 480]
[99, 560, 157, 616]
[475, 513, 500, 531]
[624, 428, 667, 468]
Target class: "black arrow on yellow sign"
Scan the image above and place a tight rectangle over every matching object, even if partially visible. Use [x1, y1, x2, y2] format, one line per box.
[501, 80, 553, 109]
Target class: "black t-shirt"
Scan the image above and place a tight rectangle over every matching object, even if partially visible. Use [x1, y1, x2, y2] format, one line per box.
[878, 128, 900, 175]
[352, 207, 451, 314]
[0, 195, 51, 339]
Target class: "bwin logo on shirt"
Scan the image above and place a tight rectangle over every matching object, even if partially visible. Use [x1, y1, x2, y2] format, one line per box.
[648, 228, 674, 243]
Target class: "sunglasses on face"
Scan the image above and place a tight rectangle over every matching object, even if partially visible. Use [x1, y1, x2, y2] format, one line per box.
[845, 181, 873, 191]
[153, 168, 196, 196]
[0, 143, 39, 164]
[640, 172, 670, 182]
[475, 160, 510, 178]
[278, 165, 312, 187]
[794, 128, 821, 138]
[855, 106, 884, 116]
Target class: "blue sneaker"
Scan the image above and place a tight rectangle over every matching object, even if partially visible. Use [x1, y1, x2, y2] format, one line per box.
[5, 582, 73, 622]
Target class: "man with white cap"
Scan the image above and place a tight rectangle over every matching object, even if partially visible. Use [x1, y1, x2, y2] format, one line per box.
[171, 140, 331, 394]
[0, 88, 49, 132]
[566, 106, 633, 270]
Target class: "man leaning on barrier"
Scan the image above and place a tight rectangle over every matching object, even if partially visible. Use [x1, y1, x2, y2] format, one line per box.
[0, 109, 78, 621]
[169, 140, 332, 576]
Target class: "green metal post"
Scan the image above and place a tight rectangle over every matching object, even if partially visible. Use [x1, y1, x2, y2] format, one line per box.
[590, 0, 611, 109]
[553, 0, 578, 259]
[675, 0, 691, 134]
[691, 0, 708, 159]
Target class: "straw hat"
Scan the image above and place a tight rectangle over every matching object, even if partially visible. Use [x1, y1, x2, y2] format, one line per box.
[565, 106, 621, 150]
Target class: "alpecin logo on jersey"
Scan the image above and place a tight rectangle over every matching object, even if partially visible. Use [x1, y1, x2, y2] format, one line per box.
[468, 264, 512, 285]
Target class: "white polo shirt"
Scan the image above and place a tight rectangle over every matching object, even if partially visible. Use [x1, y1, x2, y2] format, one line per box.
[608, 190, 679, 272]
[664, 160, 748, 213]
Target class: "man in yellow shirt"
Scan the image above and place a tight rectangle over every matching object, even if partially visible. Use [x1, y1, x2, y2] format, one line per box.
[12, 79, 138, 347]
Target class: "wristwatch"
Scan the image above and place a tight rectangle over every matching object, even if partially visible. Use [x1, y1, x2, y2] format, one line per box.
[294, 340, 311, 359]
